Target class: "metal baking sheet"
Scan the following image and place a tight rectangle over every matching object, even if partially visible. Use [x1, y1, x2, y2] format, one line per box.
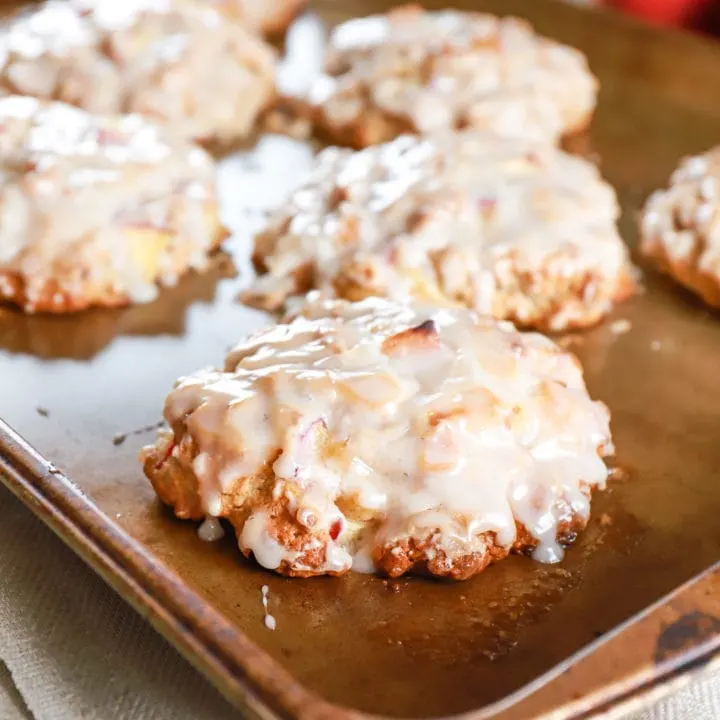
[1, 1, 720, 718]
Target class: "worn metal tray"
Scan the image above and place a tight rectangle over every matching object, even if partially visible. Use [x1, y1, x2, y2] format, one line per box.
[1, 1, 720, 718]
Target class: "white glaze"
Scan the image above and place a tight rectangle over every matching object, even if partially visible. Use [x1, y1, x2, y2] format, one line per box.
[247, 132, 631, 331]
[240, 512, 297, 570]
[641, 145, 720, 291]
[198, 516, 225, 542]
[151, 295, 612, 575]
[261, 585, 276, 631]
[0, 95, 219, 309]
[0, 0, 275, 142]
[308, 7, 597, 144]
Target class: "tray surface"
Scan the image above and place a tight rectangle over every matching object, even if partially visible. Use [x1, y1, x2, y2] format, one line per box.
[1, 1, 720, 718]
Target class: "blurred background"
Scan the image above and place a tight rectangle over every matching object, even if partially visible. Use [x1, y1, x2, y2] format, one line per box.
[571, 0, 720, 35]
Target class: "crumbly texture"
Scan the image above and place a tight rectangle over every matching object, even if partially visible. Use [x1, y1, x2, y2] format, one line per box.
[141, 295, 613, 579]
[243, 133, 634, 332]
[300, 4, 597, 148]
[218, 0, 307, 35]
[0, 96, 226, 313]
[0, 0, 276, 143]
[641, 147, 720, 309]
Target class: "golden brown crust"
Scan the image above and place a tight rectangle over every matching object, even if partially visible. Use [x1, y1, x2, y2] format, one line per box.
[331, 254, 636, 333]
[247, 251, 633, 332]
[310, 104, 416, 152]
[0, 1, 277, 143]
[142, 296, 613, 579]
[144, 439, 206, 521]
[0, 272, 129, 314]
[250, 228, 636, 331]
[642, 242, 720, 309]
[640, 148, 720, 310]
[372, 533, 504, 581]
[216, 0, 307, 35]
[0, 96, 229, 314]
[243, 134, 633, 331]
[299, 6, 598, 149]
[0, 216, 227, 314]
[144, 441, 346, 578]
[305, 103, 594, 153]
[373, 495, 589, 580]
[144, 389, 597, 580]
[148, 438, 593, 580]
[640, 146, 720, 308]
[487, 263, 637, 332]
[260, 0, 307, 35]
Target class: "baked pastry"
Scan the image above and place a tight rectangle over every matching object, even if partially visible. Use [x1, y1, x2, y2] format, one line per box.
[217, 0, 307, 35]
[141, 294, 614, 579]
[243, 132, 634, 331]
[641, 147, 720, 308]
[0, 0, 276, 143]
[301, 4, 597, 148]
[0, 96, 226, 313]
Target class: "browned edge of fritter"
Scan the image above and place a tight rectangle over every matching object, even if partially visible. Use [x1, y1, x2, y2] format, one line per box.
[143, 429, 596, 580]
[0, 219, 229, 314]
[641, 240, 720, 311]
[263, 0, 309, 35]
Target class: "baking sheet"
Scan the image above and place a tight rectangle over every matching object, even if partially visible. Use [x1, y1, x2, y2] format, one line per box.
[2, 0, 720, 717]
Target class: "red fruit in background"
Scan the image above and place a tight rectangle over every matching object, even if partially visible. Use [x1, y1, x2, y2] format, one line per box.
[607, 0, 712, 25]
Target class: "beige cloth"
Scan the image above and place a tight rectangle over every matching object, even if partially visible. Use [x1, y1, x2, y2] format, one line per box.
[0, 490, 237, 720]
[0, 662, 32, 720]
[0, 488, 717, 720]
